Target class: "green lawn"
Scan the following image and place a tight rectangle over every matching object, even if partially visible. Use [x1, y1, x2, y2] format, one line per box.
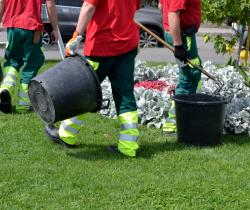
[0, 59, 250, 209]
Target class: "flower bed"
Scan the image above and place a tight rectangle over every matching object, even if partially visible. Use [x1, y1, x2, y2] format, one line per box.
[100, 60, 250, 136]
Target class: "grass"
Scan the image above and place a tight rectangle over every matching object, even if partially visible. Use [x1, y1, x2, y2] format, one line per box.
[0, 59, 250, 209]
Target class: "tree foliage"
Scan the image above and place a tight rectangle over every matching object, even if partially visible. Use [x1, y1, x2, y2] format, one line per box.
[202, 0, 250, 25]
[202, 0, 250, 67]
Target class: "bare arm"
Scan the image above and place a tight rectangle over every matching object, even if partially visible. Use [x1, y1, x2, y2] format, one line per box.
[0, 0, 6, 23]
[46, 0, 58, 42]
[158, 2, 162, 12]
[75, 1, 96, 36]
[168, 11, 182, 46]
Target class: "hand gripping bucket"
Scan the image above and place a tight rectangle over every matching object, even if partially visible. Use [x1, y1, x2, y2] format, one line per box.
[28, 55, 102, 124]
[173, 93, 227, 146]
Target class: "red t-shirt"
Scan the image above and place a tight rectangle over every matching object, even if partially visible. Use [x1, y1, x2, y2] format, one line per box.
[2, 0, 47, 31]
[84, 0, 140, 57]
[160, 0, 201, 31]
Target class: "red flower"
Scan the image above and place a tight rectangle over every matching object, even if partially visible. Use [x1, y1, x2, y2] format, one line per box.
[135, 80, 169, 92]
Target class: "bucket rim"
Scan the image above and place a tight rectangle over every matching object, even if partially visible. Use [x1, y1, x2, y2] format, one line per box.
[28, 80, 56, 124]
[173, 93, 227, 105]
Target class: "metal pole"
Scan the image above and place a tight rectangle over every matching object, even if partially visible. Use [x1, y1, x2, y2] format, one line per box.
[57, 26, 65, 60]
[43, 4, 65, 60]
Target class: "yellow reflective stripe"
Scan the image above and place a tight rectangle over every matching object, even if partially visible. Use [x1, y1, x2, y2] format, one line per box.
[118, 111, 139, 142]
[164, 100, 176, 131]
[197, 80, 202, 92]
[68, 117, 84, 126]
[163, 122, 176, 132]
[2, 67, 18, 87]
[118, 140, 139, 157]
[58, 114, 86, 143]
[86, 59, 99, 71]
[3, 73, 16, 81]
[118, 111, 138, 124]
[17, 84, 30, 106]
[61, 117, 84, 135]
[3, 66, 17, 74]
[59, 122, 79, 145]
[61, 121, 79, 134]
[168, 108, 175, 116]
[188, 57, 200, 68]
[59, 126, 76, 138]
[20, 83, 28, 92]
[186, 37, 192, 51]
[120, 128, 139, 136]
[5, 42, 9, 49]
[2, 67, 18, 86]
[119, 134, 138, 142]
[121, 123, 137, 130]
[166, 118, 176, 124]
[58, 128, 78, 145]
[1, 80, 16, 86]
[18, 91, 29, 98]
[17, 101, 30, 106]
[168, 101, 175, 118]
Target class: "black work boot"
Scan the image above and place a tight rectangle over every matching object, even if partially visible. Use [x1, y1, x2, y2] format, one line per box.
[45, 124, 76, 148]
[0, 89, 12, 113]
[106, 145, 119, 154]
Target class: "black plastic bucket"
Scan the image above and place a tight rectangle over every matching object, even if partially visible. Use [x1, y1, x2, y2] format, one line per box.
[173, 93, 227, 146]
[28, 55, 102, 124]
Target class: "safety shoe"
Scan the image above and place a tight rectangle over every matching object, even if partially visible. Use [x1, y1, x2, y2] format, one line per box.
[107, 145, 135, 157]
[107, 145, 119, 154]
[45, 124, 76, 148]
[0, 89, 12, 113]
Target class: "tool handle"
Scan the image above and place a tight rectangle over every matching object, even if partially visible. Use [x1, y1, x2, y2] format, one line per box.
[135, 20, 217, 81]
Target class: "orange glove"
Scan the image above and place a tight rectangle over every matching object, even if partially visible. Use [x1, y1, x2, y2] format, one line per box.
[65, 31, 83, 57]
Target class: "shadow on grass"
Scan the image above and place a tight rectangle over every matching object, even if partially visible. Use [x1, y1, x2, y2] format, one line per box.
[67, 134, 250, 161]
[221, 133, 250, 145]
[67, 137, 189, 161]
[67, 143, 128, 160]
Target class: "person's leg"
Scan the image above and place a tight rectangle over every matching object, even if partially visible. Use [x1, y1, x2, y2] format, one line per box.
[175, 34, 201, 95]
[162, 32, 177, 134]
[163, 32, 202, 134]
[0, 28, 23, 113]
[16, 29, 44, 113]
[46, 57, 114, 146]
[108, 49, 139, 157]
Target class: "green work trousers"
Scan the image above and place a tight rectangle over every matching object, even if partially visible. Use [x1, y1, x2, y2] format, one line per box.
[164, 31, 201, 94]
[86, 48, 138, 115]
[4, 28, 44, 84]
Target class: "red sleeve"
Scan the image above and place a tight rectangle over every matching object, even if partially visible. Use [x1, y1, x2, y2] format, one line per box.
[169, 0, 186, 12]
[136, 0, 140, 9]
[85, 0, 99, 6]
[160, 0, 163, 4]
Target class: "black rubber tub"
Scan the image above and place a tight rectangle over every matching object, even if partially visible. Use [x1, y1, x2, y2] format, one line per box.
[173, 93, 227, 146]
[28, 55, 102, 124]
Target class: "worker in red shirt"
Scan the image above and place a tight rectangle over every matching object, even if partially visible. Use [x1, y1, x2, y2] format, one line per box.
[159, 0, 202, 135]
[0, 0, 58, 113]
[45, 0, 140, 157]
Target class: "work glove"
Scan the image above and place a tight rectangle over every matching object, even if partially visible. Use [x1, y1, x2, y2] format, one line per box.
[174, 44, 188, 67]
[65, 31, 83, 57]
